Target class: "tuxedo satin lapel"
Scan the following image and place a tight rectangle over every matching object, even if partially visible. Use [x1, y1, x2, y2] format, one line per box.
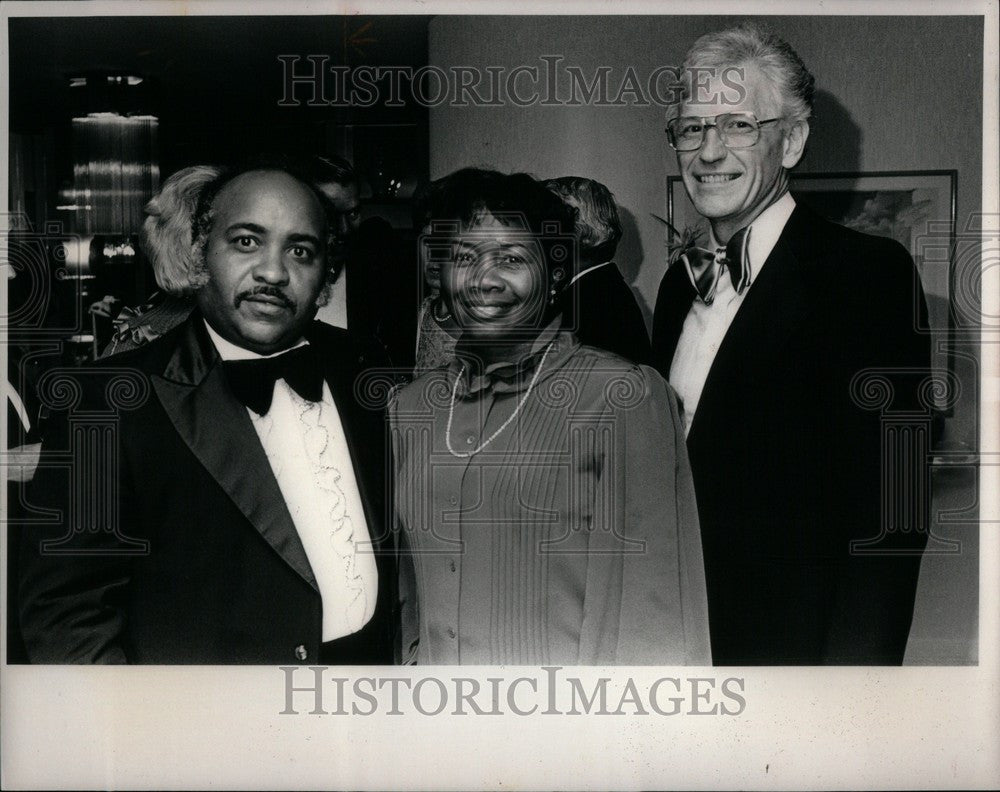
[152, 318, 319, 591]
[687, 211, 813, 446]
[652, 262, 697, 376]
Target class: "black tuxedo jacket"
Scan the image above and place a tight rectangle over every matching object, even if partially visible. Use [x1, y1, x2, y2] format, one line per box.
[19, 315, 396, 664]
[652, 204, 930, 665]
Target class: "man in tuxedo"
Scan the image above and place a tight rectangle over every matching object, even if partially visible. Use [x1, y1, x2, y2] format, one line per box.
[20, 162, 396, 664]
[652, 24, 930, 664]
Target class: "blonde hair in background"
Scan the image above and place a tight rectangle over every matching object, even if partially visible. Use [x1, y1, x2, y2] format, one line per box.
[140, 164, 223, 295]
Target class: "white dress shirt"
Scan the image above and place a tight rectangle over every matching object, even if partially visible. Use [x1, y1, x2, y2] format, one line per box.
[669, 192, 796, 436]
[205, 321, 377, 641]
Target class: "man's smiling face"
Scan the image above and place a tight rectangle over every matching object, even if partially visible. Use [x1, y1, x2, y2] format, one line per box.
[677, 62, 803, 240]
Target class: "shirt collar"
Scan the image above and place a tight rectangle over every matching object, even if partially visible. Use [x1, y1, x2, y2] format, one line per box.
[568, 260, 612, 286]
[203, 319, 307, 361]
[709, 191, 796, 288]
[449, 317, 579, 398]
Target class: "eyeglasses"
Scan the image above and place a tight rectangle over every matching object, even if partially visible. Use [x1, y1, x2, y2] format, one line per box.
[665, 112, 781, 151]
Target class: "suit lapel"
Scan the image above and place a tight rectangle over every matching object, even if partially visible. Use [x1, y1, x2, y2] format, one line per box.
[688, 207, 815, 446]
[309, 327, 390, 556]
[151, 317, 318, 591]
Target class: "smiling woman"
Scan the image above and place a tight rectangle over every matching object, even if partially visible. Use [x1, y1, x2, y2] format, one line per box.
[446, 212, 548, 342]
[389, 170, 711, 665]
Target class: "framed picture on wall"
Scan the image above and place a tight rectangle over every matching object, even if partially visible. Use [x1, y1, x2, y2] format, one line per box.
[665, 169, 958, 411]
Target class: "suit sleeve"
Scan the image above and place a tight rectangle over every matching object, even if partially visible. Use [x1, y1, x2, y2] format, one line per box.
[18, 389, 134, 664]
[580, 365, 711, 664]
[387, 394, 419, 665]
[823, 238, 931, 663]
[395, 529, 419, 665]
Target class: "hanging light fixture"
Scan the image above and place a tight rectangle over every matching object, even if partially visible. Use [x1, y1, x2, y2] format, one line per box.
[67, 72, 160, 236]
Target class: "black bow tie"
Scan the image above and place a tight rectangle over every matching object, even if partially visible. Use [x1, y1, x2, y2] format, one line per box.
[681, 225, 752, 305]
[222, 344, 323, 415]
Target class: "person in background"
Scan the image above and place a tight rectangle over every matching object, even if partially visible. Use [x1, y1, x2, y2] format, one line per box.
[312, 155, 416, 368]
[103, 165, 222, 356]
[544, 176, 652, 364]
[311, 155, 362, 330]
[651, 23, 930, 664]
[313, 155, 364, 248]
[390, 169, 710, 665]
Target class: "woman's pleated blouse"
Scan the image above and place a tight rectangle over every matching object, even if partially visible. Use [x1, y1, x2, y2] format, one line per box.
[389, 330, 711, 665]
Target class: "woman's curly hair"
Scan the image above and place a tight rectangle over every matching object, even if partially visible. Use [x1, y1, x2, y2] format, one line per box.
[140, 165, 223, 296]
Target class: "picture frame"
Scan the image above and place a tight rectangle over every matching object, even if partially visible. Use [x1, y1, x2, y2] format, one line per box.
[666, 170, 958, 411]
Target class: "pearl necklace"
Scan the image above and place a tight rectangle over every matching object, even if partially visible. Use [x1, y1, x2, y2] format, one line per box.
[430, 298, 452, 324]
[445, 341, 555, 458]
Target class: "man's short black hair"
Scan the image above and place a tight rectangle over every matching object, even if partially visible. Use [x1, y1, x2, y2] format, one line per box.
[190, 153, 345, 280]
[313, 154, 361, 191]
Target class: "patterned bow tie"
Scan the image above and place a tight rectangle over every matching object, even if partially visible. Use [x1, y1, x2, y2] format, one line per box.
[222, 344, 323, 415]
[681, 225, 752, 305]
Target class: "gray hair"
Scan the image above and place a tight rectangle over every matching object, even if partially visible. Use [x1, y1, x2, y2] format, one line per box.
[544, 176, 623, 266]
[670, 23, 815, 126]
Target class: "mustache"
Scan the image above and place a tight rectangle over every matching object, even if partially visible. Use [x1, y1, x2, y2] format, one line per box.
[234, 285, 295, 311]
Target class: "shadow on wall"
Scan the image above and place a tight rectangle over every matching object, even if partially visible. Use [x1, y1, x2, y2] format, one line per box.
[615, 204, 653, 333]
[803, 88, 862, 173]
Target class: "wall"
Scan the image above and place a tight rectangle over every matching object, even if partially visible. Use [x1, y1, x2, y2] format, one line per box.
[429, 14, 986, 664]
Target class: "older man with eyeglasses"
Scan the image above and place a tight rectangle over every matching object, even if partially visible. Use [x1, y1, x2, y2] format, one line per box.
[652, 23, 931, 665]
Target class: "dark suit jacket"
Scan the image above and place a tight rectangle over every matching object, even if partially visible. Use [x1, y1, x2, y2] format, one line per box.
[651, 204, 931, 665]
[19, 315, 396, 664]
[346, 217, 420, 373]
[563, 261, 652, 365]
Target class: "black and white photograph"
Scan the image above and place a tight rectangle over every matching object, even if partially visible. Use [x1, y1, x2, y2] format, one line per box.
[2, 0, 997, 788]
